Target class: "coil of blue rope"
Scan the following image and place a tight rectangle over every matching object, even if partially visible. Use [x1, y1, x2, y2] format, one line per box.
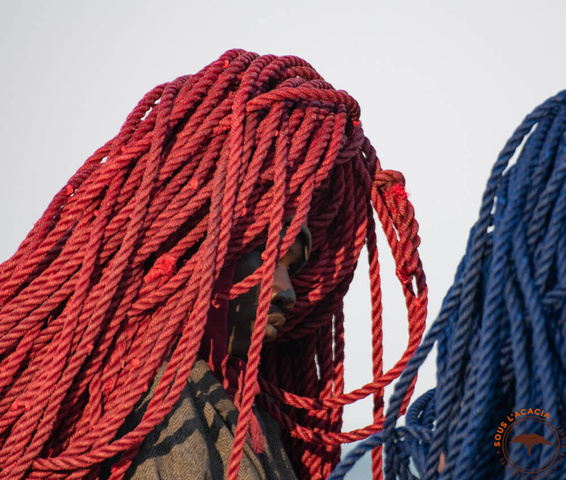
[330, 89, 566, 480]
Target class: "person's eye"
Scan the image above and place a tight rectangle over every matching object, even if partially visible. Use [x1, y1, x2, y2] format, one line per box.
[287, 257, 306, 278]
[288, 264, 297, 277]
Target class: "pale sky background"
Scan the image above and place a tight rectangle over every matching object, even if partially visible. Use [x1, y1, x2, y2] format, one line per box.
[1, 1, 565, 476]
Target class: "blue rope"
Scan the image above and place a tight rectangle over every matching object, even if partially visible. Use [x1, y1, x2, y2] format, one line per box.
[330, 90, 566, 479]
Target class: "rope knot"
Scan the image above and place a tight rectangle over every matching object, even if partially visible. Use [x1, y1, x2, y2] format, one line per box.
[144, 254, 177, 286]
[374, 169, 409, 219]
[374, 169, 406, 193]
[396, 268, 412, 284]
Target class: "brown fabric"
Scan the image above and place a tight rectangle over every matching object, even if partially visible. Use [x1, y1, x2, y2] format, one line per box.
[102, 358, 297, 480]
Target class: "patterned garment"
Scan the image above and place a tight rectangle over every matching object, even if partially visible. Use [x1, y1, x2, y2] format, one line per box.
[101, 357, 297, 480]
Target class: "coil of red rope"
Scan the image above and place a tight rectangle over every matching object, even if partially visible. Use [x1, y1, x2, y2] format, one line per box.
[0, 49, 427, 480]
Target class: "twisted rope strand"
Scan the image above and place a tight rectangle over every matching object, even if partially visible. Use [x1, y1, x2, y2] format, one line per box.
[329, 89, 566, 480]
[0, 50, 426, 479]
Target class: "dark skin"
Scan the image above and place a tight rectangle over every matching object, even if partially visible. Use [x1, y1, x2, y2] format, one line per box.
[227, 225, 312, 359]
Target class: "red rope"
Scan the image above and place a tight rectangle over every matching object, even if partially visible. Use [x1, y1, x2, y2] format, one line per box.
[0, 49, 427, 479]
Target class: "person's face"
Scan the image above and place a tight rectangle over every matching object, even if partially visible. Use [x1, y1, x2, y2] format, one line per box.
[227, 225, 312, 359]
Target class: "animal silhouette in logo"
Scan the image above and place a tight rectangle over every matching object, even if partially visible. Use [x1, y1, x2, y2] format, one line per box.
[510, 433, 552, 456]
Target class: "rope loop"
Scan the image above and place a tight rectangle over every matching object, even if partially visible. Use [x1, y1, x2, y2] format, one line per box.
[0, 50, 427, 480]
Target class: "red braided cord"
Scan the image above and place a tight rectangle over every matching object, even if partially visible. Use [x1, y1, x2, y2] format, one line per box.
[226, 60, 290, 478]
[258, 138, 426, 476]
[0, 49, 427, 479]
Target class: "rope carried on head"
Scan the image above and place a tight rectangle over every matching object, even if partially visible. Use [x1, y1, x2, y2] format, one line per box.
[0, 49, 427, 480]
[329, 90, 566, 479]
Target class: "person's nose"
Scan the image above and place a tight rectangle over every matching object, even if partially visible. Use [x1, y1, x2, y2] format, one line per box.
[271, 264, 296, 312]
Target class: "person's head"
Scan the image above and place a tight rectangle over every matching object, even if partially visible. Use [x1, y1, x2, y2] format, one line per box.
[227, 223, 312, 358]
[0, 50, 426, 479]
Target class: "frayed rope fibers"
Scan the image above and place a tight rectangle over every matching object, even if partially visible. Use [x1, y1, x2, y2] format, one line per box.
[329, 89, 566, 480]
